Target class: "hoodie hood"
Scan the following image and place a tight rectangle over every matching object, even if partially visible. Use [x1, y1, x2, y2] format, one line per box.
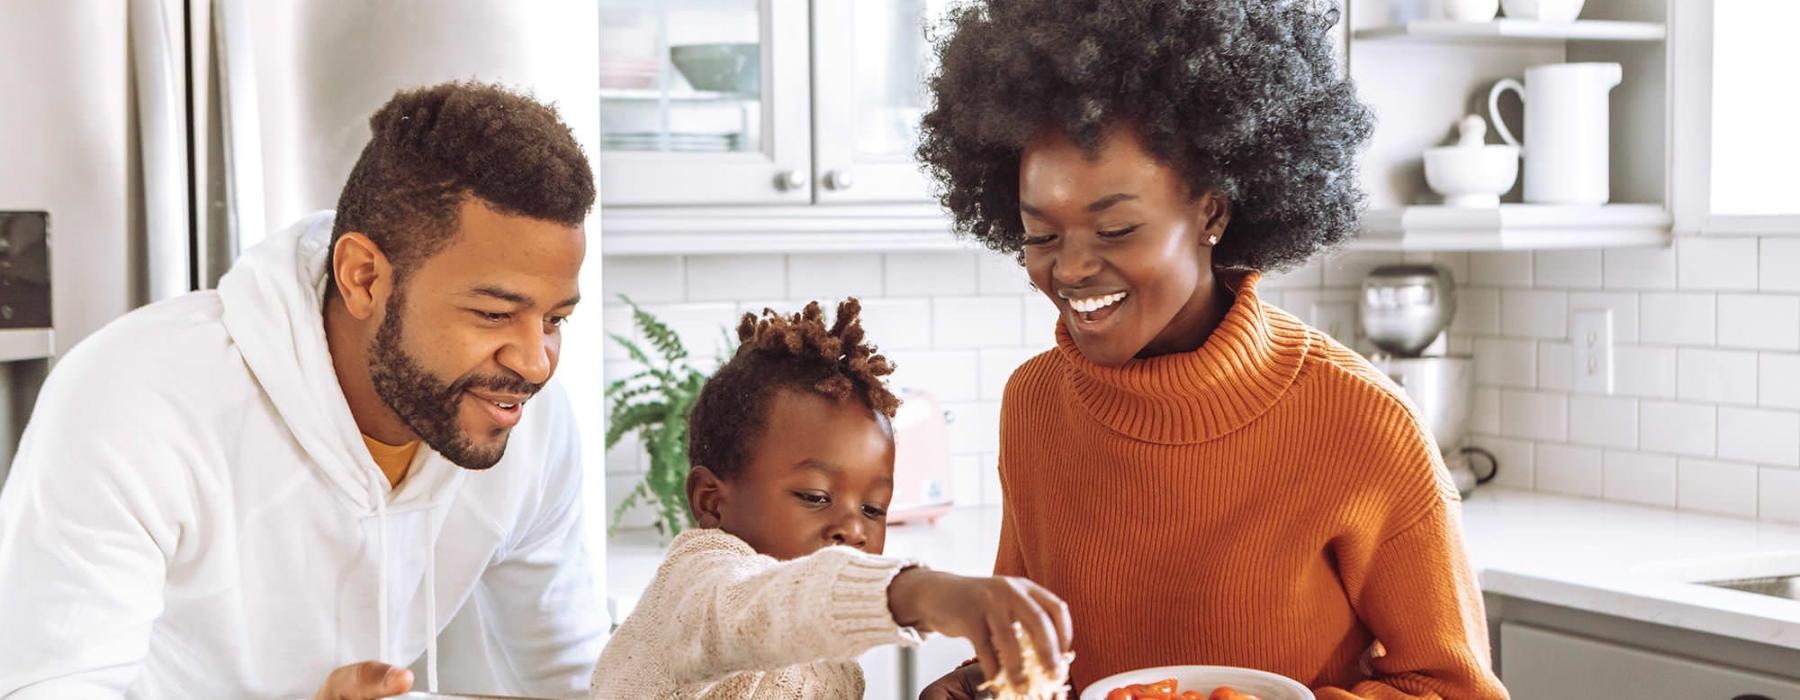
[217, 211, 456, 513]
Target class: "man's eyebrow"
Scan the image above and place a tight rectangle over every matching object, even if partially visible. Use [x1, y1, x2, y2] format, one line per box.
[466, 286, 532, 305]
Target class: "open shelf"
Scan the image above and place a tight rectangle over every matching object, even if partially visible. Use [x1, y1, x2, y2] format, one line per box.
[1353, 19, 1666, 44]
[1350, 204, 1671, 251]
[0, 328, 54, 362]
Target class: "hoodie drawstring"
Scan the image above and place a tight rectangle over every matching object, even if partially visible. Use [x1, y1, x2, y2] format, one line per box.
[425, 510, 439, 693]
[371, 474, 390, 667]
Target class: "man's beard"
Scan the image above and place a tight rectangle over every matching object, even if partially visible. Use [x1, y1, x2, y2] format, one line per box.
[367, 290, 541, 470]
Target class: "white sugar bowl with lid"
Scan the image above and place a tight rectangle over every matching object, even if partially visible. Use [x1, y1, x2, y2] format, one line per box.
[1423, 114, 1520, 208]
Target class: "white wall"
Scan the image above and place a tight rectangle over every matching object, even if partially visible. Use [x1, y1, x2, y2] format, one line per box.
[1462, 238, 1800, 523]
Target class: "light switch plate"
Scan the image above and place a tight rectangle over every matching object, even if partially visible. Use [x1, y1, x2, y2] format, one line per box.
[1571, 309, 1614, 394]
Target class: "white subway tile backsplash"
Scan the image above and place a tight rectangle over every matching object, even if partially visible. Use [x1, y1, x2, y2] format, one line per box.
[1536, 443, 1604, 497]
[1501, 390, 1568, 441]
[605, 434, 645, 475]
[1567, 292, 1640, 343]
[1640, 293, 1716, 346]
[1322, 251, 1404, 287]
[1569, 396, 1638, 449]
[603, 256, 686, 303]
[1603, 450, 1678, 507]
[1477, 338, 1537, 388]
[1615, 346, 1678, 398]
[976, 250, 1032, 295]
[1503, 290, 1569, 339]
[978, 453, 1004, 506]
[858, 298, 934, 350]
[944, 400, 1001, 455]
[1762, 353, 1800, 410]
[1469, 435, 1535, 490]
[603, 304, 636, 361]
[950, 455, 982, 508]
[886, 252, 979, 297]
[979, 348, 1044, 401]
[1761, 239, 1800, 293]
[1677, 458, 1759, 517]
[1022, 298, 1062, 348]
[605, 472, 658, 530]
[932, 297, 1024, 348]
[1261, 258, 1324, 289]
[1759, 467, 1800, 524]
[639, 302, 741, 361]
[1717, 407, 1800, 467]
[788, 253, 884, 300]
[1677, 348, 1759, 405]
[1603, 246, 1678, 290]
[685, 255, 786, 302]
[888, 350, 980, 403]
[1534, 250, 1603, 289]
[1473, 387, 1501, 435]
[1451, 288, 1501, 336]
[1472, 251, 1534, 287]
[1640, 401, 1717, 457]
[1717, 294, 1800, 351]
[1678, 237, 1759, 291]
[1537, 342, 1572, 392]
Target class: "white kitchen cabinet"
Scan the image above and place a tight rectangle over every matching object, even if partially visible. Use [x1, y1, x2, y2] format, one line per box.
[810, 0, 955, 203]
[599, 0, 812, 206]
[1669, 2, 1800, 236]
[1501, 622, 1800, 699]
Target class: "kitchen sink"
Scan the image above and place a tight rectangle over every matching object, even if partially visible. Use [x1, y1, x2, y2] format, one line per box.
[1701, 575, 1800, 602]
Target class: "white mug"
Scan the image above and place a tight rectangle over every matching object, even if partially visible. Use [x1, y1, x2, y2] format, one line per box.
[1487, 62, 1621, 205]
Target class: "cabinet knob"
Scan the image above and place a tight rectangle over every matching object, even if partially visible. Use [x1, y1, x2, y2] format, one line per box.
[775, 170, 808, 192]
[824, 169, 856, 191]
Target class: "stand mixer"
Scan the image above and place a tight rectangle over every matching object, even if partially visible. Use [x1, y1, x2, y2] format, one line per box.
[1361, 264, 1497, 495]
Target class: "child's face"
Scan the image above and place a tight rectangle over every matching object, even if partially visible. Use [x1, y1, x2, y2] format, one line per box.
[703, 389, 896, 560]
[1017, 126, 1230, 367]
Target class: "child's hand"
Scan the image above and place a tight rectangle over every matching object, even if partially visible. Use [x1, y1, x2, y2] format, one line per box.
[918, 663, 986, 699]
[888, 568, 1072, 691]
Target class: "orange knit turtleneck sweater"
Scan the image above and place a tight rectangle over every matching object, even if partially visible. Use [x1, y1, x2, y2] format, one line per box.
[995, 270, 1507, 699]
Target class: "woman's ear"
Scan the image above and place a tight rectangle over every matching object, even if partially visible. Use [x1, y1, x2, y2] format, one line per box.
[686, 465, 727, 528]
[1196, 191, 1231, 248]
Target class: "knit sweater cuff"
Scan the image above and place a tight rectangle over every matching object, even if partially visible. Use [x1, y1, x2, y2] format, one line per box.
[825, 551, 924, 650]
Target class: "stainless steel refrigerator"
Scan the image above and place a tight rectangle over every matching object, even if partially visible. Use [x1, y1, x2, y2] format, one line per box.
[0, 4, 611, 663]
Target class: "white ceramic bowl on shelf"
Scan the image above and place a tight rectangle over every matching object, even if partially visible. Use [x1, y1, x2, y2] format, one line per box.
[1501, 0, 1586, 22]
[1424, 143, 1520, 208]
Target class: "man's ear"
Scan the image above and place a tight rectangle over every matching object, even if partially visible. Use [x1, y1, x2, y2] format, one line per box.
[332, 233, 395, 321]
[1196, 190, 1231, 248]
[686, 465, 727, 528]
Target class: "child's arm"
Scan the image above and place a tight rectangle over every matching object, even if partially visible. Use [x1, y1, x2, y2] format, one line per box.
[638, 530, 918, 686]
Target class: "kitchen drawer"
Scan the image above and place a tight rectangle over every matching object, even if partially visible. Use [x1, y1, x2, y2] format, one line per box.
[1501, 622, 1800, 699]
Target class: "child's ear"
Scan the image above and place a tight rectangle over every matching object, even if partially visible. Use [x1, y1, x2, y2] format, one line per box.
[686, 465, 727, 528]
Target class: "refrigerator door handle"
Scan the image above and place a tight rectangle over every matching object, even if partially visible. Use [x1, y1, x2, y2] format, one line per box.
[212, 0, 266, 264]
[128, 0, 193, 302]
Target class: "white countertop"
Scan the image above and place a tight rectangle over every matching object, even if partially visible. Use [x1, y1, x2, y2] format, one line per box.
[606, 488, 1800, 650]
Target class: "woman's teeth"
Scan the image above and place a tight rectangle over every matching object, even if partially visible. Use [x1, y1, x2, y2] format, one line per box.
[1069, 292, 1127, 314]
[494, 401, 517, 409]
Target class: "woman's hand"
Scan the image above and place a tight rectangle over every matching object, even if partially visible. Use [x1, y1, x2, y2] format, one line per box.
[918, 663, 987, 700]
[889, 567, 1073, 691]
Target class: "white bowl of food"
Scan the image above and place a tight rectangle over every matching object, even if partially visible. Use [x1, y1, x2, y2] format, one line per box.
[1079, 665, 1314, 700]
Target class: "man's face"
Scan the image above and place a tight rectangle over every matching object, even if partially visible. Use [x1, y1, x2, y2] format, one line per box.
[368, 199, 585, 469]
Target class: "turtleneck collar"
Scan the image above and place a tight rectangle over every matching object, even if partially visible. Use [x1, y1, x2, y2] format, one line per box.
[1053, 269, 1313, 445]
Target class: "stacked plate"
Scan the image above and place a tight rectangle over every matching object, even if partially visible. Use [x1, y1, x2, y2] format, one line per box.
[602, 132, 740, 153]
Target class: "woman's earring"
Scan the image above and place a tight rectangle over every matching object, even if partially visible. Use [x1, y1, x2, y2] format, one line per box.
[1207, 235, 1220, 246]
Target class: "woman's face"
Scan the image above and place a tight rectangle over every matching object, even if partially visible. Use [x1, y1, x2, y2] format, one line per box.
[1018, 127, 1230, 367]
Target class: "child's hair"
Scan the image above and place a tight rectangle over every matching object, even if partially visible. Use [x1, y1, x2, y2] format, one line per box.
[687, 299, 901, 479]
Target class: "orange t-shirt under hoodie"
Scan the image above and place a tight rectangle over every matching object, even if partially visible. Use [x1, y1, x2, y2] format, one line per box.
[995, 270, 1507, 699]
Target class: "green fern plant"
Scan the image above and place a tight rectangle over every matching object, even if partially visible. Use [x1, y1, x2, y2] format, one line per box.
[605, 295, 729, 537]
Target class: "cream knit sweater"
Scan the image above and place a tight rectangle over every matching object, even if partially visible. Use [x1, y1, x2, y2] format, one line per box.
[591, 529, 922, 699]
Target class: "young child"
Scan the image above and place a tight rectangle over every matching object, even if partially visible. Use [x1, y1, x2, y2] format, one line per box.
[593, 299, 1072, 699]
[913, 1, 1508, 698]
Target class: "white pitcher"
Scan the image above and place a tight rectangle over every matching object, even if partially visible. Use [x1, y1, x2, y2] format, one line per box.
[1487, 62, 1622, 205]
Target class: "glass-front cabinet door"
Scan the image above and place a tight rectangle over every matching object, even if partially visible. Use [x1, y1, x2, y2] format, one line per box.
[599, 0, 810, 206]
[811, 0, 954, 203]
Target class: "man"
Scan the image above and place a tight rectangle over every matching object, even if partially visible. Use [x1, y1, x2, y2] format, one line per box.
[0, 82, 606, 699]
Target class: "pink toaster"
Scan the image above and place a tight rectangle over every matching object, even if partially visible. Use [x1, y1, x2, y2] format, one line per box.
[887, 388, 955, 525]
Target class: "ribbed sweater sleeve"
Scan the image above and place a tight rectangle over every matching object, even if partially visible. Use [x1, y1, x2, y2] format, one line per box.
[1318, 498, 1505, 700]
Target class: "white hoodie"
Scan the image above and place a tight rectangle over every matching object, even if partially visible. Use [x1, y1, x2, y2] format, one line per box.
[0, 213, 606, 699]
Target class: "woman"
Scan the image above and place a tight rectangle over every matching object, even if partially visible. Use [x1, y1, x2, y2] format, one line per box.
[914, 1, 1508, 698]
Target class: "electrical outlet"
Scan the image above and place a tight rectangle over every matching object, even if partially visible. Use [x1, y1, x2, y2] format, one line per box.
[1571, 309, 1614, 394]
[1311, 302, 1358, 345]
